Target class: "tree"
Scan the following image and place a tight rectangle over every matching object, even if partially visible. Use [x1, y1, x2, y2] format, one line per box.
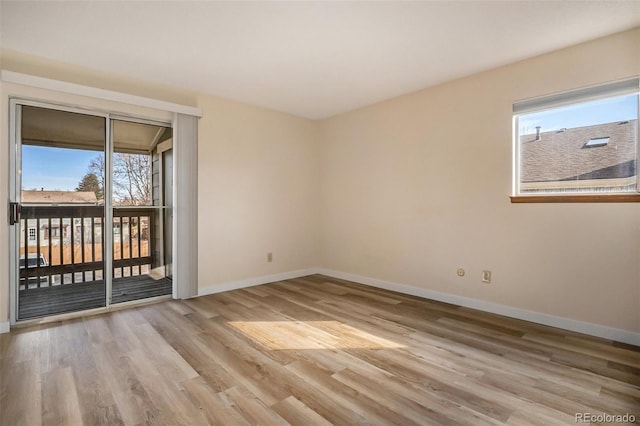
[86, 153, 152, 206]
[87, 155, 106, 193]
[113, 154, 152, 206]
[76, 172, 103, 200]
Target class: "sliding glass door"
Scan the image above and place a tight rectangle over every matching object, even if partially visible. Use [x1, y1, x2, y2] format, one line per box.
[15, 105, 108, 319]
[110, 119, 173, 304]
[11, 102, 173, 320]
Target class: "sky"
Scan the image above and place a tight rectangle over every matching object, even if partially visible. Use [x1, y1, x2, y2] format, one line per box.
[518, 94, 638, 135]
[21, 146, 99, 191]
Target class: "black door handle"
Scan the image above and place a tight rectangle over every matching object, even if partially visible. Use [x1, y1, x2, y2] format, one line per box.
[9, 202, 20, 225]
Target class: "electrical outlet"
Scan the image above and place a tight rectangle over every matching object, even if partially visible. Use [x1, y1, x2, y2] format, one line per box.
[267, 252, 273, 262]
[481, 270, 492, 283]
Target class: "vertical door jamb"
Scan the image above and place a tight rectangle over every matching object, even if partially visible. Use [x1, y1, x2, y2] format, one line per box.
[8, 100, 21, 325]
[105, 116, 113, 307]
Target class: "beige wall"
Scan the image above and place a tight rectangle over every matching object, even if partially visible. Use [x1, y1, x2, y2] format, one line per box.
[196, 96, 320, 289]
[1, 49, 198, 108]
[319, 28, 640, 333]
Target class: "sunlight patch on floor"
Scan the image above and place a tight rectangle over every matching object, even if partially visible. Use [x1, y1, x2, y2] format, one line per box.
[228, 320, 405, 350]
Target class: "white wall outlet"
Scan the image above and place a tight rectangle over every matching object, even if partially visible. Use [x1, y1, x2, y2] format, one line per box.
[456, 268, 465, 277]
[267, 252, 273, 262]
[481, 270, 492, 283]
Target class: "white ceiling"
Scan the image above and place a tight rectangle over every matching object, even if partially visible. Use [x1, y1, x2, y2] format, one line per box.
[1, 1, 639, 119]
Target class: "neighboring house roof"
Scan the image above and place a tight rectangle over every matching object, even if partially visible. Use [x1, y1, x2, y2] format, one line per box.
[520, 119, 637, 189]
[22, 190, 99, 205]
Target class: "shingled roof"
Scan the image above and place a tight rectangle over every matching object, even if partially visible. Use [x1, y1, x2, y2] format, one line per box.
[520, 119, 637, 192]
[22, 190, 99, 205]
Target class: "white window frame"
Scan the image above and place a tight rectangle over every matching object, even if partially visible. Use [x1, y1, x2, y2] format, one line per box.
[512, 77, 640, 202]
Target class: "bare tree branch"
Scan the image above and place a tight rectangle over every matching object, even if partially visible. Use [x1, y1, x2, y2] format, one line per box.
[86, 153, 152, 206]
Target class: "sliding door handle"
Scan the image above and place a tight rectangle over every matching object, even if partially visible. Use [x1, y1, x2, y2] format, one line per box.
[9, 202, 20, 225]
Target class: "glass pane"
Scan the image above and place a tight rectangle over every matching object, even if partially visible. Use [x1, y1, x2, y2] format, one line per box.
[111, 120, 172, 304]
[518, 94, 638, 194]
[18, 106, 106, 319]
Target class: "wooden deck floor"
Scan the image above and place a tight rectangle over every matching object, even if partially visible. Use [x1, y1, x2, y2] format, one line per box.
[1, 274, 638, 425]
[18, 275, 172, 320]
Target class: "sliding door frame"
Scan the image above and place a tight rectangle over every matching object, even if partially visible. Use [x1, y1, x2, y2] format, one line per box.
[8, 100, 20, 325]
[8, 98, 173, 325]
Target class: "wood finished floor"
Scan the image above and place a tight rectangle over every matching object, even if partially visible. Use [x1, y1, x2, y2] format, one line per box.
[1, 274, 638, 425]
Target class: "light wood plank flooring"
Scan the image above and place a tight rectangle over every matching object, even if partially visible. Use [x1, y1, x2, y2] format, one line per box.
[1, 274, 638, 425]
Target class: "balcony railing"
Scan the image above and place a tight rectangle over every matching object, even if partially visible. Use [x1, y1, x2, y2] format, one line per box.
[19, 205, 155, 291]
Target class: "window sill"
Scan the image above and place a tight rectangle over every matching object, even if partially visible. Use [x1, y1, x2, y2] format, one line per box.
[511, 194, 640, 203]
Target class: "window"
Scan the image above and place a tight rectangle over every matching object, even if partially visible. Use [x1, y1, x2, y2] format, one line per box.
[513, 78, 639, 201]
[28, 228, 36, 241]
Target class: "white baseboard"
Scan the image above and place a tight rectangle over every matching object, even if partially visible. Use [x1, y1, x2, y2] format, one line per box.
[314, 268, 640, 347]
[0, 321, 9, 334]
[198, 268, 317, 297]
